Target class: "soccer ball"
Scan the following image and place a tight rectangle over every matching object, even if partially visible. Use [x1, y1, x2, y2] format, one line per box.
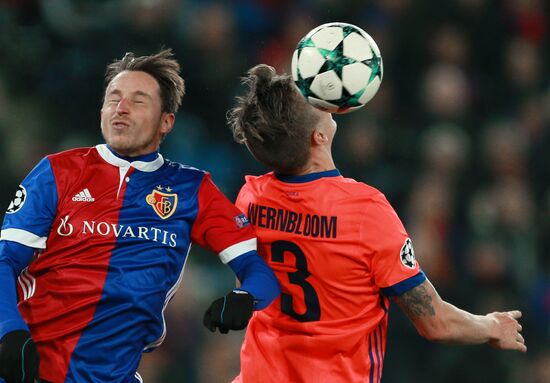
[291, 22, 383, 114]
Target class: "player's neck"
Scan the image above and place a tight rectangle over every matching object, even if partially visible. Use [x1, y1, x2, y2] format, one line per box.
[106, 145, 159, 162]
[295, 151, 335, 176]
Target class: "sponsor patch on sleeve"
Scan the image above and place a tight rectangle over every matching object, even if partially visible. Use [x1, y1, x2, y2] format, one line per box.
[400, 238, 416, 269]
[233, 213, 250, 229]
[6, 185, 27, 214]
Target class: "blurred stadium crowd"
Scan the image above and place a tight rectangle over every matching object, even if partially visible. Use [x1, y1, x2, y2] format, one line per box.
[0, 0, 548, 382]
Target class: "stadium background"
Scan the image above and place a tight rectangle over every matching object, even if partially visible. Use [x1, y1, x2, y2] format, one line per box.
[0, 0, 548, 382]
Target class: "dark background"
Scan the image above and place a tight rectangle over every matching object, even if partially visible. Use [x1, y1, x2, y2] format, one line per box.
[0, 1, 548, 382]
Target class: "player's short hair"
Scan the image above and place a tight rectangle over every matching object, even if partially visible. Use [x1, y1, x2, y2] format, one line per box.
[104, 48, 185, 114]
[228, 64, 320, 174]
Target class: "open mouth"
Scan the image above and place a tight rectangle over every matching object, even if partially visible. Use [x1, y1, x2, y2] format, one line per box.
[112, 120, 130, 129]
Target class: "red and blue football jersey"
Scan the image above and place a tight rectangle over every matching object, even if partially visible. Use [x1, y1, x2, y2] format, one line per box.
[233, 170, 426, 383]
[0, 145, 258, 382]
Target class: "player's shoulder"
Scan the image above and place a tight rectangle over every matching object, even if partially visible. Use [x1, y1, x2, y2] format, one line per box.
[242, 172, 277, 192]
[244, 171, 274, 183]
[329, 174, 387, 201]
[163, 158, 208, 181]
[46, 146, 98, 168]
[241, 172, 387, 200]
[324, 176, 400, 220]
[47, 146, 96, 159]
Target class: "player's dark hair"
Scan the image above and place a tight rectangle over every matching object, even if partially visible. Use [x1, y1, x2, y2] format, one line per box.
[104, 48, 185, 114]
[228, 64, 320, 174]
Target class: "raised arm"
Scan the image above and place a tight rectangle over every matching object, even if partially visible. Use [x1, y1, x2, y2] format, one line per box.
[393, 279, 527, 352]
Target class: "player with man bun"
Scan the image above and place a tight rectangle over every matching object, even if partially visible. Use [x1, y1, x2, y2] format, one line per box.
[227, 64, 526, 383]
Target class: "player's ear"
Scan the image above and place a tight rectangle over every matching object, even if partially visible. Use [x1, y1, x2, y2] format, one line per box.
[311, 129, 329, 146]
[160, 112, 175, 135]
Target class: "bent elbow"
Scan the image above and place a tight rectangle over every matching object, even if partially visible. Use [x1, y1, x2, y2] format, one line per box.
[416, 321, 452, 342]
[419, 328, 443, 342]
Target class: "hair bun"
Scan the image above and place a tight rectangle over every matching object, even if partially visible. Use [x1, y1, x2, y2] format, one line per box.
[249, 64, 276, 93]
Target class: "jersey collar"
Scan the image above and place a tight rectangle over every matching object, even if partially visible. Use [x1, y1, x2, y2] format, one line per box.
[95, 144, 165, 172]
[275, 169, 341, 183]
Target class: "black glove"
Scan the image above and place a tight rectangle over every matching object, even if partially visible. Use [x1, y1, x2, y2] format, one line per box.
[0, 330, 40, 383]
[203, 290, 255, 334]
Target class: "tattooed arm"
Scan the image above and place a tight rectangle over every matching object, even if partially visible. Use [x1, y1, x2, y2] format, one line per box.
[393, 279, 527, 352]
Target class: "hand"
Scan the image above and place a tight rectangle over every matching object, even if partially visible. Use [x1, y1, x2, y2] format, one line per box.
[203, 290, 254, 334]
[487, 310, 527, 352]
[0, 330, 40, 383]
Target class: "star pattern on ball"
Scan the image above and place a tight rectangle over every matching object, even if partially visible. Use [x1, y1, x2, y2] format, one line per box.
[318, 43, 354, 80]
[366, 50, 382, 84]
[295, 36, 317, 96]
[297, 37, 315, 50]
[316, 42, 381, 110]
[343, 25, 383, 83]
[316, 42, 364, 110]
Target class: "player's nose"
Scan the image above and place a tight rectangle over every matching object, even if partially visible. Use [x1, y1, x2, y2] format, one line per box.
[115, 98, 131, 114]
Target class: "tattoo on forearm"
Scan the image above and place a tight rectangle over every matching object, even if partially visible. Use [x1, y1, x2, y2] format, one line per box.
[397, 285, 436, 317]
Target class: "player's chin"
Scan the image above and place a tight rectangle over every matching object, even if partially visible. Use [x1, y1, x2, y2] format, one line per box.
[105, 137, 134, 153]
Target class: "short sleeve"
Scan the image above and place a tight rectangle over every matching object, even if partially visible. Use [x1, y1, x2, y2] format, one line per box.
[362, 194, 424, 293]
[1, 157, 58, 249]
[191, 174, 257, 263]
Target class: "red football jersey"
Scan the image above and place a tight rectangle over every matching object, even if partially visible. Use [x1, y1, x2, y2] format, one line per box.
[1, 145, 259, 382]
[233, 170, 425, 383]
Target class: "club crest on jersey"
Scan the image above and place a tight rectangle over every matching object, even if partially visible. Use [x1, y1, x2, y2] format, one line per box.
[146, 186, 178, 219]
[6, 185, 27, 214]
[400, 238, 416, 269]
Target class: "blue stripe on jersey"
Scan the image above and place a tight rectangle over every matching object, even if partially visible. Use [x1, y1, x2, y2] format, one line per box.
[274, 169, 341, 183]
[373, 326, 380, 382]
[377, 324, 383, 380]
[380, 270, 427, 296]
[66, 163, 204, 382]
[368, 333, 375, 383]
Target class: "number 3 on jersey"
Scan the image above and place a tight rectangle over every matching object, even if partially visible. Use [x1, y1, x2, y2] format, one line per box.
[271, 240, 321, 322]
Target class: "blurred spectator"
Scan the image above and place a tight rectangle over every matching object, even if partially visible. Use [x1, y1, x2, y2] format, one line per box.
[422, 63, 472, 121]
[504, 37, 543, 101]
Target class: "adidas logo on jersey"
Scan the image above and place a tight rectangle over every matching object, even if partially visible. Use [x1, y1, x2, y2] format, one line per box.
[72, 188, 95, 202]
